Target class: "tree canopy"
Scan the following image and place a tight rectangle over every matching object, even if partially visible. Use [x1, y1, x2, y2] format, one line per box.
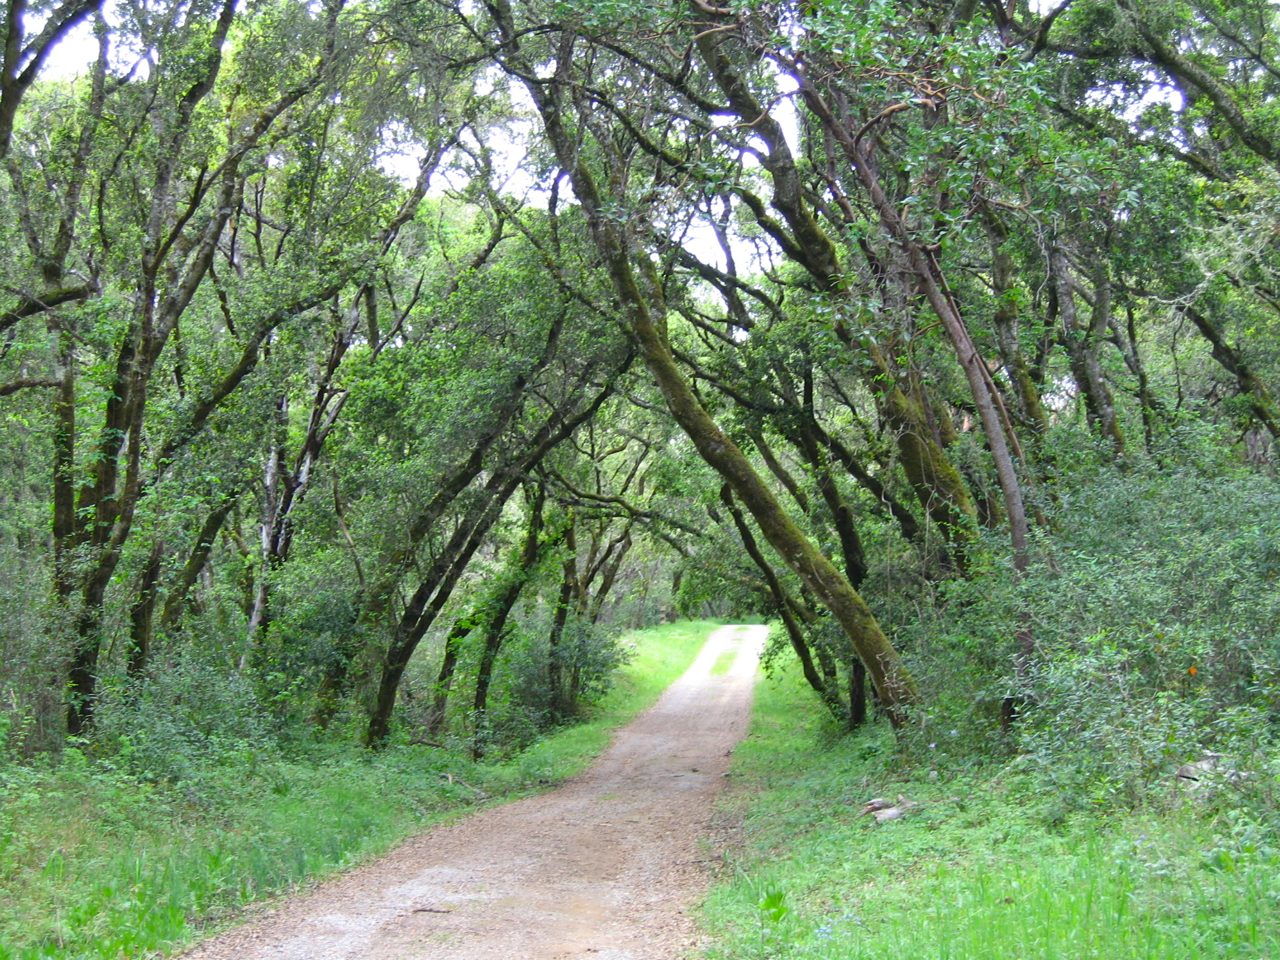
[0, 0, 1276, 780]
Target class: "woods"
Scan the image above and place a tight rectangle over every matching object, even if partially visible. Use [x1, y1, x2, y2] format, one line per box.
[1, 0, 1279, 949]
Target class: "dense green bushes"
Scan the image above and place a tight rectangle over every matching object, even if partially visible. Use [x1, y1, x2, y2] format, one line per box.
[702, 432, 1280, 957]
[886, 450, 1280, 807]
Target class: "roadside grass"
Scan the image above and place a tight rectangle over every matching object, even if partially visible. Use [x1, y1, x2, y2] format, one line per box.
[701, 658, 1280, 960]
[0, 619, 718, 960]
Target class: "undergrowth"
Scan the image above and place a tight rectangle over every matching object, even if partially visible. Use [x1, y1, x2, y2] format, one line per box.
[701, 659, 1280, 960]
[0, 619, 716, 959]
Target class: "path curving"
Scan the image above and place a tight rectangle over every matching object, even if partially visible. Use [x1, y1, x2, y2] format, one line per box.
[182, 624, 765, 960]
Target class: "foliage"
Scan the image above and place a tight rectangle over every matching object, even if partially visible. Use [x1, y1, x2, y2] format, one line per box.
[0, 0, 1279, 951]
[702, 658, 1280, 960]
[897, 452, 1280, 806]
[92, 649, 275, 785]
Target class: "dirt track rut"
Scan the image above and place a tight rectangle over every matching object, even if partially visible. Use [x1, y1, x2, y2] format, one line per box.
[182, 623, 765, 960]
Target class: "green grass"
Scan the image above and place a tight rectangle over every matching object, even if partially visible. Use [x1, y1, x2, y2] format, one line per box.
[0, 619, 719, 959]
[710, 640, 741, 677]
[700, 657, 1280, 960]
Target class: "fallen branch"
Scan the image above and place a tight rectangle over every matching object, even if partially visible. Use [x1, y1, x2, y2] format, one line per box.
[440, 773, 491, 799]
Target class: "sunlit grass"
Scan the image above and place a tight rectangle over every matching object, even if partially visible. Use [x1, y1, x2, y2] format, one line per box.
[710, 643, 740, 677]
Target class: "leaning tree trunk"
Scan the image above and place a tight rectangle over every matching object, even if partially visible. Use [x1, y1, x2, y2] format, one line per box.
[471, 484, 549, 759]
[364, 371, 624, 747]
[1184, 304, 1280, 440]
[720, 485, 846, 723]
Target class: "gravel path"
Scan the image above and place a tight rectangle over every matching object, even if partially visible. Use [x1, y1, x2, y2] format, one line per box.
[182, 624, 765, 960]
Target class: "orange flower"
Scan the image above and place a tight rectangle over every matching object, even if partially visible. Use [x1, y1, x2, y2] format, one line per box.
[1189, 666, 1197, 676]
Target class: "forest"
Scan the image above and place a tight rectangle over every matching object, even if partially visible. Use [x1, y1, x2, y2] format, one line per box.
[0, 0, 1278, 954]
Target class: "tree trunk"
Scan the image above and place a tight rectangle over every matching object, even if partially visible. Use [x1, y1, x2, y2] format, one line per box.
[801, 81, 1032, 576]
[364, 371, 624, 747]
[1050, 247, 1126, 455]
[792, 410, 869, 729]
[547, 558, 575, 721]
[160, 493, 237, 631]
[586, 529, 632, 624]
[365, 476, 518, 747]
[127, 542, 165, 678]
[720, 485, 847, 723]
[424, 615, 476, 737]
[981, 207, 1049, 435]
[471, 484, 547, 758]
[1184, 305, 1280, 440]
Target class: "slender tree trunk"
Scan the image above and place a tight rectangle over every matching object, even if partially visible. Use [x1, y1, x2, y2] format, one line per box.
[793, 414, 869, 728]
[1117, 303, 1157, 453]
[127, 542, 165, 678]
[547, 558, 575, 721]
[1183, 305, 1280, 440]
[747, 425, 810, 514]
[472, 485, 547, 758]
[364, 372, 624, 746]
[983, 208, 1049, 435]
[160, 493, 237, 631]
[721, 485, 847, 722]
[586, 530, 631, 624]
[366, 479, 516, 747]
[425, 615, 476, 737]
[245, 396, 288, 660]
[51, 329, 76, 603]
[812, 422, 925, 547]
[1050, 247, 1126, 455]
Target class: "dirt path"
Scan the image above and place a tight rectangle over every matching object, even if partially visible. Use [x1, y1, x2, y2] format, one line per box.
[183, 624, 765, 960]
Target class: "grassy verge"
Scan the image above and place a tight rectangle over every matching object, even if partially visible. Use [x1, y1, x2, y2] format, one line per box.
[0, 619, 719, 960]
[700, 658, 1280, 960]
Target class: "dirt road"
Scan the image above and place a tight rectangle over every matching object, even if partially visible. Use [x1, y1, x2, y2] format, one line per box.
[183, 624, 765, 960]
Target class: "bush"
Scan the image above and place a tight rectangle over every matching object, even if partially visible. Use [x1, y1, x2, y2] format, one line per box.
[93, 648, 276, 784]
[902, 458, 1280, 807]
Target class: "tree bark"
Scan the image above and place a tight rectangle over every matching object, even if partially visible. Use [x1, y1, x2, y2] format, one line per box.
[1183, 305, 1280, 440]
[127, 542, 165, 679]
[983, 207, 1049, 435]
[720, 485, 847, 722]
[547, 556, 576, 720]
[1050, 246, 1126, 455]
[364, 367, 626, 747]
[472, 484, 548, 758]
[797, 81, 1032, 576]
[424, 614, 477, 737]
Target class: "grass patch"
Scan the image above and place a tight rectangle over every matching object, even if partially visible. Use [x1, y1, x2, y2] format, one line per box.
[710, 647, 739, 677]
[700, 659, 1280, 960]
[0, 620, 719, 959]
